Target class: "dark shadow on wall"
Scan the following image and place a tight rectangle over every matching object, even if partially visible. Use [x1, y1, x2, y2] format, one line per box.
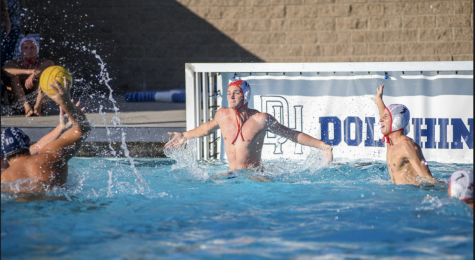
[20, 0, 263, 96]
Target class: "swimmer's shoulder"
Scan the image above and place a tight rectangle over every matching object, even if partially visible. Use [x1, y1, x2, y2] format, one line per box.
[214, 107, 233, 123]
[0, 162, 27, 182]
[398, 136, 425, 159]
[1, 155, 58, 182]
[38, 58, 53, 67]
[215, 107, 233, 117]
[248, 110, 268, 122]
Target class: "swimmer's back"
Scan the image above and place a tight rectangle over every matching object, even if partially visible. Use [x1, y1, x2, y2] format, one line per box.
[1, 153, 68, 187]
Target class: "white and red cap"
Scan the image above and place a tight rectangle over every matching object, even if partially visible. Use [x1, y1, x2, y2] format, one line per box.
[19, 36, 39, 54]
[449, 169, 473, 201]
[228, 80, 251, 144]
[228, 80, 251, 107]
[382, 104, 411, 145]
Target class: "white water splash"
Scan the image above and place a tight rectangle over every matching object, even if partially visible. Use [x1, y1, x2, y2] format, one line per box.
[164, 138, 209, 180]
[92, 50, 148, 193]
[262, 149, 328, 180]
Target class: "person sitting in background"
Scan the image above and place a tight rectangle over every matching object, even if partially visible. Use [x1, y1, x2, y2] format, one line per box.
[372, 84, 439, 185]
[1, 78, 90, 193]
[2, 36, 53, 116]
[448, 169, 473, 209]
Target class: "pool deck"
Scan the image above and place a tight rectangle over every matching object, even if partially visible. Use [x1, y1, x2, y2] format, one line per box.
[1, 96, 186, 143]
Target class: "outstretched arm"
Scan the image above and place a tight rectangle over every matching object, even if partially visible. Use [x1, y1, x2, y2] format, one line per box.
[371, 85, 386, 119]
[165, 118, 219, 149]
[266, 114, 333, 163]
[38, 78, 91, 161]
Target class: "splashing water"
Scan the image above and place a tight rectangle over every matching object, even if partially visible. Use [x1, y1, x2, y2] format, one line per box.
[164, 138, 210, 180]
[92, 51, 148, 194]
[2, 157, 472, 259]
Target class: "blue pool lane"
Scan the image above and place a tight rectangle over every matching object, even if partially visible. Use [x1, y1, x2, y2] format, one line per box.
[1, 157, 473, 260]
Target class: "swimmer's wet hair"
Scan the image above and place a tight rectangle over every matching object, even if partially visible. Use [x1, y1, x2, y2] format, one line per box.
[5, 148, 30, 160]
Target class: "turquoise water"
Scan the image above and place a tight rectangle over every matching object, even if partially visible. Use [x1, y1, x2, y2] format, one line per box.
[1, 148, 473, 259]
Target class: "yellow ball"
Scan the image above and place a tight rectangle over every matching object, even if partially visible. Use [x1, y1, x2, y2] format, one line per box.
[39, 66, 73, 95]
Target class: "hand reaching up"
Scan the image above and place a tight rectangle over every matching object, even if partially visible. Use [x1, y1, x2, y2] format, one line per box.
[371, 85, 384, 104]
[45, 77, 72, 106]
[60, 99, 85, 130]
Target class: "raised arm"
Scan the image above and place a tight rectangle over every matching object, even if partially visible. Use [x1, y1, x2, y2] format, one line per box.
[38, 78, 91, 161]
[29, 101, 84, 155]
[371, 85, 386, 119]
[266, 114, 333, 163]
[165, 117, 219, 150]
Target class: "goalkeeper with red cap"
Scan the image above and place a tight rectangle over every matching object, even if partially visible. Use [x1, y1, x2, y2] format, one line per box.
[166, 80, 333, 172]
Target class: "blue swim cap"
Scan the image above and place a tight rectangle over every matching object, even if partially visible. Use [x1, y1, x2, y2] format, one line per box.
[1, 127, 31, 158]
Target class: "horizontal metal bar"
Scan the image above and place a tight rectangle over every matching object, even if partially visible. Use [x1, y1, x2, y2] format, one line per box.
[185, 62, 473, 73]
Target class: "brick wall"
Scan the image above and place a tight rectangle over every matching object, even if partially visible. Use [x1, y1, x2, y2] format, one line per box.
[179, 0, 473, 62]
[20, 0, 473, 93]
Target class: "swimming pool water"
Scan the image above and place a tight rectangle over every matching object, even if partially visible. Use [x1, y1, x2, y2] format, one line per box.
[1, 149, 473, 259]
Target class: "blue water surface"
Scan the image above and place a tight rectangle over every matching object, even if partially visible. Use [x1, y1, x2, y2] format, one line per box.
[1, 150, 473, 260]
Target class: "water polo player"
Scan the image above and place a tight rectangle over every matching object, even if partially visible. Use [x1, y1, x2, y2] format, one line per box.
[372, 85, 439, 185]
[166, 80, 333, 171]
[1, 99, 84, 172]
[1, 77, 90, 193]
[1, 36, 53, 116]
[448, 169, 473, 209]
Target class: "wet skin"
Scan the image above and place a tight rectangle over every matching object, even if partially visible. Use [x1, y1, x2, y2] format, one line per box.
[373, 85, 439, 185]
[1, 78, 91, 193]
[166, 85, 332, 170]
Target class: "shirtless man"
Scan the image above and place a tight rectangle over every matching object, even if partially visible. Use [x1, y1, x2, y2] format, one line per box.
[372, 85, 439, 185]
[2, 36, 53, 116]
[1, 100, 84, 172]
[165, 80, 333, 172]
[1, 77, 90, 193]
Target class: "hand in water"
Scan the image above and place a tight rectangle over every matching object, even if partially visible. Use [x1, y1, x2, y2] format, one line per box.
[322, 144, 333, 164]
[371, 85, 384, 103]
[165, 132, 187, 150]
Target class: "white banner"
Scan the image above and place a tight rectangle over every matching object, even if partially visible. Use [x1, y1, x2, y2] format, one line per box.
[220, 71, 473, 163]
